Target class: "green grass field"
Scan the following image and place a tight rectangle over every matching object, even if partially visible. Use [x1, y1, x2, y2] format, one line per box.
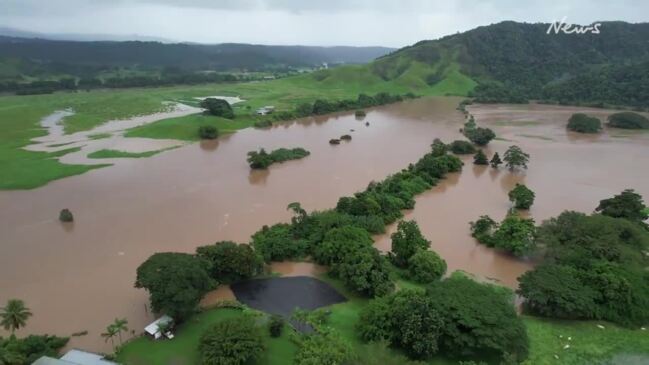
[87, 148, 174, 159]
[117, 308, 297, 365]
[0, 61, 477, 190]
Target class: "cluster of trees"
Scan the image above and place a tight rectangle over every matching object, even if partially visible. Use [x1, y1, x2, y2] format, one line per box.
[357, 275, 529, 363]
[449, 140, 476, 154]
[389, 220, 447, 283]
[247, 148, 311, 169]
[198, 125, 218, 140]
[263, 92, 417, 124]
[199, 316, 265, 365]
[566, 113, 602, 133]
[470, 214, 537, 257]
[508, 184, 535, 210]
[0, 72, 240, 95]
[0, 299, 69, 365]
[135, 241, 263, 320]
[607, 112, 649, 129]
[200, 98, 234, 119]
[462, 115, 497, 146]
[252, 141, 462, 297]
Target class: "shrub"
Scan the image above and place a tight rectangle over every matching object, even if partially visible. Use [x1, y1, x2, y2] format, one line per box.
[449, 140, 476, 154]
[607, 112, 649, 129]
[200, 98, 234, 119]
[269, 315, 284, 338]
[198, 125, 218, 139]
[254, 120, 272, 128]
[408, 250, 447, 283]
[329, 139, 341, 145]
[59, 209, 74, 222]
[473, 150, 488, 165]
[508, 183, 535, 209]
[567, 113, 602, 133]
[355, 110, 366, 117]
[199, 317, 265, 365]
[340, 134, 352, 141]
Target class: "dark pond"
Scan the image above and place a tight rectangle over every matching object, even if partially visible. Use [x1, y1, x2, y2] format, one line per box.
[231, 276, 347, 332]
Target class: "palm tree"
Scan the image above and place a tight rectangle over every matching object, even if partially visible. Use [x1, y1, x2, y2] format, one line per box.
[112, 318, 129, 344]
[101, 325, 119, 352]
[0, 299, 33, 334]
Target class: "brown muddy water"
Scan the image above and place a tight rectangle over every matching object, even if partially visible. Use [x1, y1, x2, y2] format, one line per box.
[1, 98, 648, 352]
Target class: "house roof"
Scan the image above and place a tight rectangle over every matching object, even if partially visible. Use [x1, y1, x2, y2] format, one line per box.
[33, 349, 117, 365]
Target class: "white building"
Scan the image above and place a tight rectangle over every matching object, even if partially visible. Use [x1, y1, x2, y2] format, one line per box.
[256, 106, 275, 115]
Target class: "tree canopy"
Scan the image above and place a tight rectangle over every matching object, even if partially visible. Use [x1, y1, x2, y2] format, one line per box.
[567, 113, 602, 133]
[199, 317, 265, 365]
[135, 252, 214, 320]
[390, 220, 431, 267]
[607, 112, 649, 129]
[503, 145, 529, 171]
[196, 241, 264, 284]
[508, 183, 535, 210]
[595, 189, 648, 224]
[200, 98, 234, 119]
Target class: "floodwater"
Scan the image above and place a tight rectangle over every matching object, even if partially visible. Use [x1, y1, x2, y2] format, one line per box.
[1, 97, 649, 352]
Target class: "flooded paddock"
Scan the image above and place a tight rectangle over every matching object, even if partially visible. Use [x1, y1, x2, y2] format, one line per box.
[1, 97, 648, 351]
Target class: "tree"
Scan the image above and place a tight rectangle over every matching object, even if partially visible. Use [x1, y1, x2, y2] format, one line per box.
[101, 325, 119, 352]
[252, 223, 308, 262]
[335, 246, 394, 297]
[247, 149, 273, 169]
[428, 275, 529, 362]
[196, 241, 263, 283]
[0, 335, 68, 365]
[313, 226, 373, 266]
[390, 220, 431, 267]
[1, 299, 32, 334]
[269, 315, 284, 338]
[200, 98, 234, 119]
[199, 317, 265, 365]
[295, 329, 352, 365]
[567, 113, 602, 133]
[135, 253, 214, 320]
[408, 250, 447, 283]
[198, 125, 218, 139]
[596, 189, 648, 223]
[358, 290, 444, 359]
[430, 138, 448, 157]
[469, 215, 497, 245]
[508, 183, 535, 209]
[503, 145, 529, 171]
[490, 152, 503, 168]
[473, 150, 488, 165]
[449, 140, 476, 154]
[607, 112, 649, 129]
[491, 215, 536, 256]
[111, 318, 128, 345]
[517, 264, 599, 319]
[58, 209, 74, 222]
[465, 127, 496, 146]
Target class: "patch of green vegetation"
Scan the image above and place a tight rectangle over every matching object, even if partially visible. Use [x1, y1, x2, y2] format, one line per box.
[125, 113, 253, 140]
[523, 316, 649, 365]
[117, 308, 297, 365]
[517, 134, 555, 141]
[88, 132, 112, 140]
[87, 148, 174, 159]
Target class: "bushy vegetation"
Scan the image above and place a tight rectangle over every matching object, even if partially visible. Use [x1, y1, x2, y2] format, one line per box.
[566, 113, 602, 133]
[407, 250, 447, 283]
[196, 241, 264, 284]
[269, 315, 284, 338]
[199, 316, 265, 365]
[295, 329, 352, 365]
[470, 214, 536, 256]
[503, 145, 529, 171]
[200, 98, 235, 119]
[595, 189, 648, 224]
[518, 209, 649, 327]
[607, 112, 649, 129]
[473, 150, 488, 165]
[247, 148, 310, 169]
[449, 140, 476, 154]
[390, 220, 430, 267]
[0, 335, 69, 364]
[135, 253, 214, 320]
[464, 127, 496, 146]
[357, 275, 529, 362]
[508, 183, 535, 210]
[58, 208, 74, 222]
[198, 125, 219, 139]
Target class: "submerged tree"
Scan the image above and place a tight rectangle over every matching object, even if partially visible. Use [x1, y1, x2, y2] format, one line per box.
[473, 150, 489, 165]
[0, 299, 32, 334]
[503, 145, 530, 171]
[390, 220, 431, 267]
[490, 152, 503, 168]
[59, 209, 74, 222]
[595, 189, 648, 224]
[508, 184, 536, 209]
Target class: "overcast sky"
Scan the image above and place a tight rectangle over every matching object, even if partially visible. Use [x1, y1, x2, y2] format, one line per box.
[1, 0, 648, 47]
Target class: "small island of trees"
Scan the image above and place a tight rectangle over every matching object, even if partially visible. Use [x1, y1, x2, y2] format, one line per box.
[607, 111, 649, 129]
[247, 147, 310, 169]
[567, 113, 602, 133]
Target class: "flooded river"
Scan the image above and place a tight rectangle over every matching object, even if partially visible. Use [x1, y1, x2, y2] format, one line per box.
[1, 97, 648, 352]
